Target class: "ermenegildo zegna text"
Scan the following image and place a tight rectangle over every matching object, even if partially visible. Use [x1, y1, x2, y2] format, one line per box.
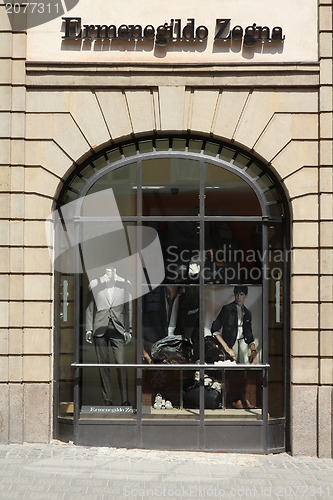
[62, 17, 285, 47]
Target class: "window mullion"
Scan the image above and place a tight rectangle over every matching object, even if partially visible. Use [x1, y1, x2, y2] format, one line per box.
[199, 158, 205, 436]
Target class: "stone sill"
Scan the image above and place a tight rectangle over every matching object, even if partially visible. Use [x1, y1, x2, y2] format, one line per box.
[25, 61, 320, 73]
[25, 62, 320, 88]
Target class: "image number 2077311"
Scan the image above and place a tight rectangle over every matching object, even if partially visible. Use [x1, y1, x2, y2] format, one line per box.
[5, 1, 80, 29]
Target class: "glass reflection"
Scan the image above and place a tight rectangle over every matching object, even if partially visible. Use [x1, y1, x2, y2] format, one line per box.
[87, 163, 137, 216]
[142, 369, 199, 420]
[143, 221, 200, 285]
[224, 370, 262, 411]
[268, 223, 285, 418]
[205, 163, 261, 216]
[58, 273, 75, 418]
[203, 284, 263, 418]
[80, 265, 137, 412]
[142, 158, 200, 216]
[80, 368, 137, 419]
[79, 221, 138, 412]
[204, 221, 263, 284]
[142, 285, 199, 364]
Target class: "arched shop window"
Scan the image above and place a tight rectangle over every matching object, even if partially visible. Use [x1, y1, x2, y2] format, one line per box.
[54, 137, 289, 453]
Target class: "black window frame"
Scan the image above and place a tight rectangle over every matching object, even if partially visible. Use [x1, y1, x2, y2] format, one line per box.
[54, 136, 290, 453]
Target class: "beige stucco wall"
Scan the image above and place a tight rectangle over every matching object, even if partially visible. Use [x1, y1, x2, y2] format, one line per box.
[0, 0, 332, 455]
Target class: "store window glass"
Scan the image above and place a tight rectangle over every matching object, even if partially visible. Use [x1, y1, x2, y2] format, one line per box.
[204, 221, 263, 284]
[56, 215, 75, 419]
[55, 138, 287, 432]
[149, 221, 200, 283]
[87, 163, 137, 216]
[142, 221, 199, 362]
[203, 283, 263, 419]
[58, 272, 75, 418]
[142, 368, 199, 420]
[79, 222, 137, 417]
[205, 163, 261, 216]
[142, 158, 200, 216]
[268, 223, 285, 419]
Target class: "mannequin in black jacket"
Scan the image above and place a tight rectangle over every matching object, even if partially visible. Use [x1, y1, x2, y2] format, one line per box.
[211, 285, 257, 409]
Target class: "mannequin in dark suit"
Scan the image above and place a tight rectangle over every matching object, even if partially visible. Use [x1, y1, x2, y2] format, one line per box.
[85, 268, 132, 406]
[211, 285, 257, 409]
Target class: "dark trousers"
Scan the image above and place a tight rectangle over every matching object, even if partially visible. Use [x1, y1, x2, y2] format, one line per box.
[94, 327, 128, 404]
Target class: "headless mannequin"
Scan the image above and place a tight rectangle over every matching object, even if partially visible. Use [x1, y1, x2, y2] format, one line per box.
[85, 268, 116, 344]
[85, 267, 132, 405]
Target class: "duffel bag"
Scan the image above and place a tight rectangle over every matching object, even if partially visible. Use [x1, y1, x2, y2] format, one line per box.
[183, 384, 222, 409]
[151, 335, 193, 364]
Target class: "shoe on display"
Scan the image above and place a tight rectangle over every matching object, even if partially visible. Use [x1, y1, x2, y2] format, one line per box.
[244, 399, 256, 409]
[154, 393, 163, 405]
[231, 399, 244, 409]
[165, 400, 173, 409]
[121, 401, 131, 406]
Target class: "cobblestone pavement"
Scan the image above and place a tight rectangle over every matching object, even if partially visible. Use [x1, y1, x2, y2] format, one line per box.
[0, 442, 332, 499]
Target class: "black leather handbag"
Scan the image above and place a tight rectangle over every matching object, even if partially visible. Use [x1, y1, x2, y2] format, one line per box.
[151, 335, 193, 364]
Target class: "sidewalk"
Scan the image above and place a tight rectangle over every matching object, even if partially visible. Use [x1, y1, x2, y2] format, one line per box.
[0, 441, 332, 499]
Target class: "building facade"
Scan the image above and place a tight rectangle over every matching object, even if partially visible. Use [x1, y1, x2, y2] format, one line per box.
[0, 0, 332, 456]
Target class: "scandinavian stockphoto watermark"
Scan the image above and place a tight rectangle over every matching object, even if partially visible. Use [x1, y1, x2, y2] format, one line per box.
[5, 0, 79, 29]
[46, 187, 289, 305]
[45, 188, 165, 305]
[165, 245, 289, 284]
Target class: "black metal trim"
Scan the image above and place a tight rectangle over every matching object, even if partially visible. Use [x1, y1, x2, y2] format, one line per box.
[54, 135, 289, 453]
[56, 135, 286, 215]
[72, 363, 270, 369]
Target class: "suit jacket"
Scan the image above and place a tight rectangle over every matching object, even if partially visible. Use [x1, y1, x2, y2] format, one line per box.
[211, 300, 254, 349]
[85, 275, 132, 337]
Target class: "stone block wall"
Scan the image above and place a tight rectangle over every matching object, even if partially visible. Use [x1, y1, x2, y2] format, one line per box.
[21, 77, 330, 452]
[317, 0, 333, 459]
[0, 1, 52, 443]
[0, 0, 332, 455]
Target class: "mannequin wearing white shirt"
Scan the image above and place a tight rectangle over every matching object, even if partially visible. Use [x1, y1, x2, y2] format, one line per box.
[211, 286, 257, 409]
